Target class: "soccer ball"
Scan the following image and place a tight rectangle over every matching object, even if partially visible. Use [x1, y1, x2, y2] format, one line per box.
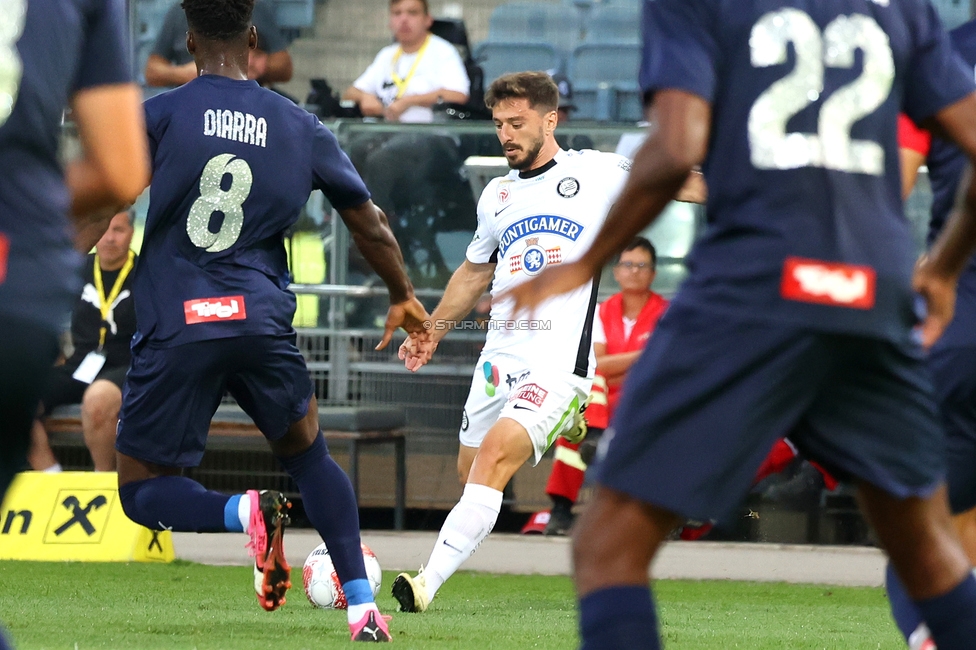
[302, 542, 382, 609]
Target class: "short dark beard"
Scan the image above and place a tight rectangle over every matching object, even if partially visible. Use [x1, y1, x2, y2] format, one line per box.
[507, 134, 545, 171]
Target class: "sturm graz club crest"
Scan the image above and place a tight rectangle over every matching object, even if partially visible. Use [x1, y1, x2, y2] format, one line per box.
[509, 237, 562, 275]
[521, 238, 548, 275]
[556, 177, 579, 198]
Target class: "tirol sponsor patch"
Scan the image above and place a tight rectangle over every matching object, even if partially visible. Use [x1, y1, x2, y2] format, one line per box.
[0, 233, 8, 285]
[184, 296, 247, 324]
[511, 383, 549, 408]
[780, 257, 876, 309]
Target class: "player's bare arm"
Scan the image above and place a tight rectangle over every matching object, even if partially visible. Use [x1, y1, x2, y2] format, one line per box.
[398, 259, 495, 371]
[508, 89, 710, 315]
[338, 200, 428, 348]
[915, 92, 976, 347]
[66, 83, 150, 249]
[144, 54, 197, 87]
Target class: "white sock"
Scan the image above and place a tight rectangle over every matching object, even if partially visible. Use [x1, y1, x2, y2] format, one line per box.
[424, 483, 503, 599]
[237, 493, 252, 531]
[347, 602, 378, 626]
[42, 463, 62, 473]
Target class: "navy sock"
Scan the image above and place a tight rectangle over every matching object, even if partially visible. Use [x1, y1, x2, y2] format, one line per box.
[276, 433, 368, 587]
[915, 572, 976, 650]
[579, 585, 659, 650]
[0, 625, 11, 650]
[118, 476, 231, 532]
[885, 562, 922, 641]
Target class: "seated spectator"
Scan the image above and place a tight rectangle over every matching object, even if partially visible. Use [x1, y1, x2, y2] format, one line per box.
[144, 0, 292, 88]
[343, 0, 469, 123]
[29, 211, 137, 472]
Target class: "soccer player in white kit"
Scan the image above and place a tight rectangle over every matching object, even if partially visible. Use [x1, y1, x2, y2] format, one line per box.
[392, 72, 630, 613]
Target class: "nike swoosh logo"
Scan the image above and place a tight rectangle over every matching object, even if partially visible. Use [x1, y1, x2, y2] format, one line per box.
[494, 204, 512, 217]
[442, 539, 464, 552]
[513, 404, 535, 411]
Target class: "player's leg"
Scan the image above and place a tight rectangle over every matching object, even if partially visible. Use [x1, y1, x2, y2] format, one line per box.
[0, 314, 59, 502]
[882, 344, 976, 645]
[456, 443, 478, 485]
[80, 376, 123, 471]
[0, 315, 59, 650]
[574, 485, 681, 649]
[576, 308, 820, 650]
[799, 337, 976, 650]
[391, 359, 518, 612]
[859, 483, 976, 649]
[231, 334, 390, 638]
[115, 340, 247, 535]
[402, 417, 534, 606]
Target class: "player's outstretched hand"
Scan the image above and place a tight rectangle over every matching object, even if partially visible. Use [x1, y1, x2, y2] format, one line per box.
[913, 257, 957, 349]
[398, 334, 438, 372]
[505, 261, 596, 322]
[377, 296, 430, 351]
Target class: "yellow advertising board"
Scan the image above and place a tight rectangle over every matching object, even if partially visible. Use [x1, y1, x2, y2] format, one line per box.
[0, 472, 174, 562]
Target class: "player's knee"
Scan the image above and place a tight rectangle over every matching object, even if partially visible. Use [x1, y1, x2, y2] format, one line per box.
[118, 480, 155, 529]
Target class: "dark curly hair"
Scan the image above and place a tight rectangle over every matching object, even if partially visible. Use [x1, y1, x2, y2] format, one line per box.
[182, 0, 254, 41]
[484, 72, 559, 114]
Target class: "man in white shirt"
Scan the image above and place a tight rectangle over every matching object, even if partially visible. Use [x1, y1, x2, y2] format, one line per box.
[390, 72, 630, 613]
[343, 0, 469, 123]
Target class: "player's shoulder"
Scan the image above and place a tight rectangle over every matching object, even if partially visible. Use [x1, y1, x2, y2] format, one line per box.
[564, 149, 631, 174]
[478, 174, 511, 211]
[951, 18, 976, 58]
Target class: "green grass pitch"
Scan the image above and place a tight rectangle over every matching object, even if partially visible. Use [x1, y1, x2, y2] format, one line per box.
[0, 561, 904, 649]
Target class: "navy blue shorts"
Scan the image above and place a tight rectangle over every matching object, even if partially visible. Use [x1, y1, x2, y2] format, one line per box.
[116, 334, 314, 467]
[595, 306, 946, 523]
[929, 345, 976, 514]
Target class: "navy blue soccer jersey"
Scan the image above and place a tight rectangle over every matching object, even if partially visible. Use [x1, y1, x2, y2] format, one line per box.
[140, 75, 370, 347]
[641, 0, 975, 342]
[925, 19, 976, 349]
[0, 0, 131, 332]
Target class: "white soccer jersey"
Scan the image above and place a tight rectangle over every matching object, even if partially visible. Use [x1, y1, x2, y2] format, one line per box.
[466, 148, 630, 376]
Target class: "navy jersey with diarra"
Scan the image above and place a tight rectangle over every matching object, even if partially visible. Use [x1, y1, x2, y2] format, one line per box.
[925, 19, 976, 350]
[0, 0, 131, 333]
[641, 0, 975, 343]
[141, 75, 370, 347]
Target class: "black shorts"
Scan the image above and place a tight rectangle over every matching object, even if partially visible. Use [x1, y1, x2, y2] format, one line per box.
[116, 334, 314, 468]
[595, 305, 946, 523]
[40, 363, 129, 415]
[0, 314, 60, 495]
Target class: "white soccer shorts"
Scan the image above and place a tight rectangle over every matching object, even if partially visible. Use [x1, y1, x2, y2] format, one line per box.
[458, 353, 591, 465]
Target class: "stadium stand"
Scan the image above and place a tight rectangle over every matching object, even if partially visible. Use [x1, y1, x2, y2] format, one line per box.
[473, 41, 562, 86]
[581, 3, 640, 43]
[486, 2, 581, 55]
[569, 42, 642, 121]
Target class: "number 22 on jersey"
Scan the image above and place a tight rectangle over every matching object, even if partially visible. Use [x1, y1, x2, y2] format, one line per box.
[0, 0, 27, 129]
[748, 9, 894, 175]
[187, 153, 253, 253]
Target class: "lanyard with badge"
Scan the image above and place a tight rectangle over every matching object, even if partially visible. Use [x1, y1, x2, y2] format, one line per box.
[390, 34, 430, 100]
[72, 250, 134, 384]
